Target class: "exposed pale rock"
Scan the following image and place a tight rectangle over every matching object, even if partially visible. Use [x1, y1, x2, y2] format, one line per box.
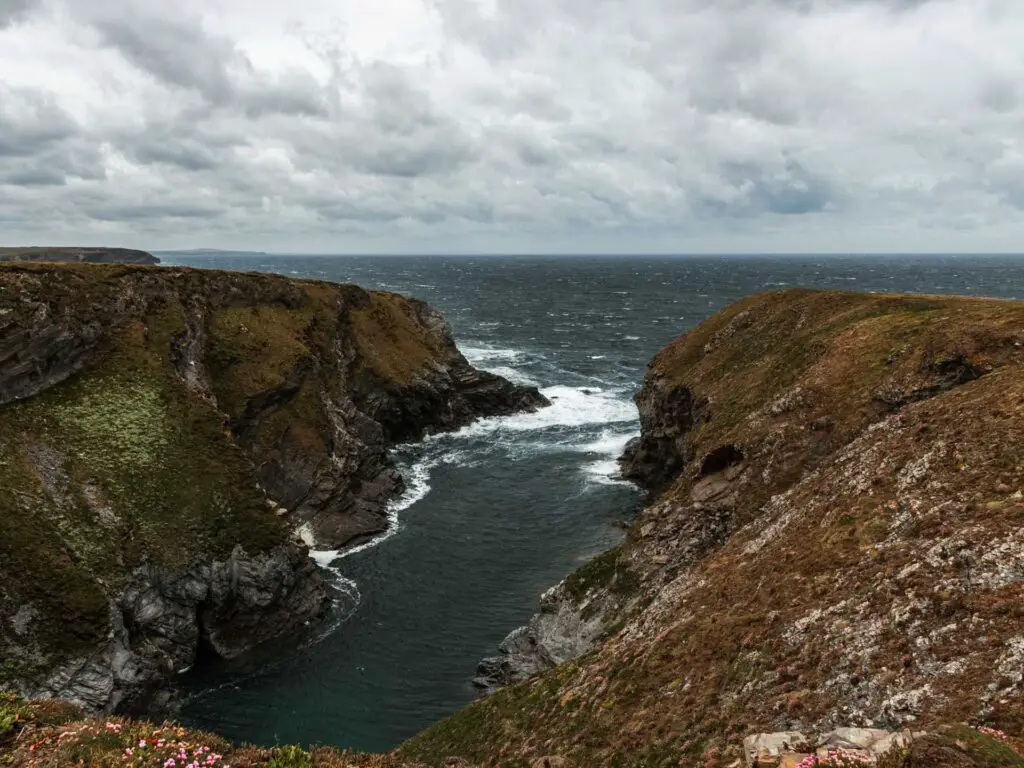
[743, 732, 808, 768]
[816, 728, 892, 750]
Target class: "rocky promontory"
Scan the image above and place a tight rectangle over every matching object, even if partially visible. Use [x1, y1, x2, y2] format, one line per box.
[4, 287, 1023, 768]
[403, 289, 1024, 768]
[0, 262, 546, 716]
[0, 247, 159, 265]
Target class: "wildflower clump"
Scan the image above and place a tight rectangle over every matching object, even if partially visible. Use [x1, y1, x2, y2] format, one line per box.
[19, 717, 232, 767]
[977, 726, 1011, 743]
[795, 749, 875, 768]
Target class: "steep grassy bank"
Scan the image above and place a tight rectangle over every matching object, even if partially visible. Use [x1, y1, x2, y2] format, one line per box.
[0, 263, 545, 715]
[399, 289, 1024, 766]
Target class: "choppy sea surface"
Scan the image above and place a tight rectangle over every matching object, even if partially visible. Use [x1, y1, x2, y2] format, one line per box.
[163, 254, 1024, 751]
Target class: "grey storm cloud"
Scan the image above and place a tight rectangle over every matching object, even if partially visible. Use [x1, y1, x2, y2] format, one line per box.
[0, 0, 36, 27]
[0, 0, 1022, 252]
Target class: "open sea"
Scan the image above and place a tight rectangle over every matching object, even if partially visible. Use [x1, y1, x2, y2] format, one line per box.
[160, 254, 1024, 752]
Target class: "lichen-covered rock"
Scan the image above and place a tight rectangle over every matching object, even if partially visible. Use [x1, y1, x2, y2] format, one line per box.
[0, 262, 546, 715]
[473, 582, 614, 690]
[744, 732, 809, 768]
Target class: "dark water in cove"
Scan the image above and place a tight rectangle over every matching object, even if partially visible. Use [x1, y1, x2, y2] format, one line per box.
[162, 254, 1024, 751]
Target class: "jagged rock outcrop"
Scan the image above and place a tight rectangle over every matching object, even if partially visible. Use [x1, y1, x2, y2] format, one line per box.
[0, 247, 159, 265]
[0, 262, 546, 715]
[31, 542, 326, 715]
[473, 582, 612, 691]
[401, 290, 1024, 768]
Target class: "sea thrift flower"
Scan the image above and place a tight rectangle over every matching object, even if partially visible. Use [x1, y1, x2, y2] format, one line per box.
[796, 749, 874, 768]
[165, 760, 177, 768]
[977, 726, 1009, 742]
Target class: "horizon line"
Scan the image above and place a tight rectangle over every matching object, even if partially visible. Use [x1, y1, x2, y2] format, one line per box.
[152, 250, 1024, 258]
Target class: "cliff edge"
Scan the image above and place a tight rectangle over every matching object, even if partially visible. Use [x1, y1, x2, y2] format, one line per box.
[0, 262, 546, 716]
[401, 289, 1024, 767]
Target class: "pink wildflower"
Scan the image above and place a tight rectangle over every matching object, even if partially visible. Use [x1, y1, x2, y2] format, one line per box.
[124, 748, 133, 757]
[164, 760, 177, 768]
[978, 726, 1009, 742]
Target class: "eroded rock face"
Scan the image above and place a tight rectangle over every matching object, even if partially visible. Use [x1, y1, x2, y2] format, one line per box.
[0, 263, 546, 714]
[620, 380, 708, 494]
[29, 543, 328, 714]
[474, 583, 613, 691]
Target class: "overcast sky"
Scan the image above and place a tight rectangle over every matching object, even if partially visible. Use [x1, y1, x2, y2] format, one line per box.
[1, 0, 1022, 254]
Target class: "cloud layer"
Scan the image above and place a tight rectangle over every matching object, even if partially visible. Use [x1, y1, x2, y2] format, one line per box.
[1, 0, 1022, 253]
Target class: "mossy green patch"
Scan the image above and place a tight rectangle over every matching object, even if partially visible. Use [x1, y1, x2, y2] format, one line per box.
[347, 292, 444, 387]
[54, 378, 170, 471]
[942, 726, 1024, 767]
[563, 546, 640, 604]
[0, 302, 288, 675]
[267, 744, 314, 768]
[207, 305, 318, 419]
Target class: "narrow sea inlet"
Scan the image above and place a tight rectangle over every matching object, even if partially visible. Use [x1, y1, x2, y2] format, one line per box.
[165, 254, 1024, 752]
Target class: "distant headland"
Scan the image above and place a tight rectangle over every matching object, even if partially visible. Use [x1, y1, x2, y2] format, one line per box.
[155, 248, 268, 256]
[0, 247, 159, 265]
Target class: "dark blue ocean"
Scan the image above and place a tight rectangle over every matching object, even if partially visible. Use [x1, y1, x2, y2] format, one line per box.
[160, 254, 1024, 752]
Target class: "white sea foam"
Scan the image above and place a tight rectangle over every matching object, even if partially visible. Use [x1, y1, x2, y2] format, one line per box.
[575, 428, 641, 486]
[480, 365, 540, 387]
[449, 386, 637, 437]
[307, 377, 640, 622]
[583, 458, 635, 486]
[308, 456, 435, 568]
[460, 345, 523, 364]
[576, 429, 637, 457]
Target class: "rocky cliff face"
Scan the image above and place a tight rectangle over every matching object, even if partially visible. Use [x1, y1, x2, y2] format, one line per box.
[0, 262, 546, 715]
[401, 290, 1024, 768]
[0, 247, 159, 265]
